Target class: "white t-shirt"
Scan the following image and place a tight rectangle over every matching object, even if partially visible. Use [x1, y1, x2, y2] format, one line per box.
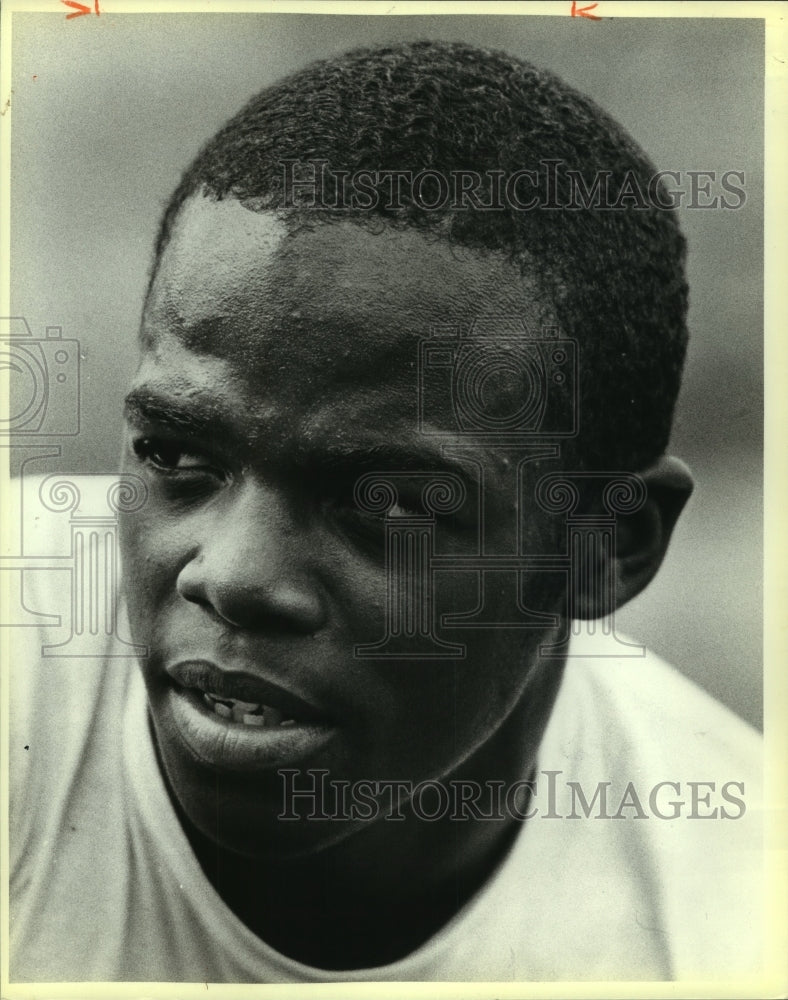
[8, 477, 764, 983]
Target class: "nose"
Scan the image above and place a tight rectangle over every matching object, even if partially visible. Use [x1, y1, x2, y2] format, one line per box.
[176, 480, 327, 634]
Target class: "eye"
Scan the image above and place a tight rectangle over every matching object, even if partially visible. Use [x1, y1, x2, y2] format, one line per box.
[132, 436, 219, 475]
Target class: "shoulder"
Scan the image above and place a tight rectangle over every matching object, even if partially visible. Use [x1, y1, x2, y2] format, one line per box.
[556, 628, 761, 784]
[520, 630, 765, 979]
[8, 471, 137, 860]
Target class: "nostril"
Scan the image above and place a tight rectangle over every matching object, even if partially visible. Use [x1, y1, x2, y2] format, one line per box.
[213, 581, 327, 635]
[176, 555, 327, 634]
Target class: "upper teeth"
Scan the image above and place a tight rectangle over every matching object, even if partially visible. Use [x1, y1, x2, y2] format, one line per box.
[202, 692, 296, 727]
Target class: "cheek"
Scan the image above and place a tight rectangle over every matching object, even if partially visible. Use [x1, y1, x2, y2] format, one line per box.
[364, 636, 534, 785]
[118, 507, 190, 621]
[317, 546, 391, 648]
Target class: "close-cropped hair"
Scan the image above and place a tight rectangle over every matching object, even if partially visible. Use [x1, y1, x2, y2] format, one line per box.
[151, 40, 689, 473]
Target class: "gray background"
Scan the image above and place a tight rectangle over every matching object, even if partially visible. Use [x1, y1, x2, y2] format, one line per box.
[9, 12, 763, 727]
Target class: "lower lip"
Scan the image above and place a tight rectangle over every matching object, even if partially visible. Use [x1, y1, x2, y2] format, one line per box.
[164, 685, 336, 773]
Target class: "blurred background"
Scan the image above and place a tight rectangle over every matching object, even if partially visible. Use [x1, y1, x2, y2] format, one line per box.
[8, 12, 763, 727]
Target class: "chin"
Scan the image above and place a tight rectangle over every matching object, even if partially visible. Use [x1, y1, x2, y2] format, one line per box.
[195, 801, 373, 863]
[165, 762, 368, 862]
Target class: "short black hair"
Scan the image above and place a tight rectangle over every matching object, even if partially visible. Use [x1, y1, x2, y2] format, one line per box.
[152, 40, 688, 472]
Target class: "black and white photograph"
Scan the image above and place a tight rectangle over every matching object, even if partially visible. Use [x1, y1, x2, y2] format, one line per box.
[1, 1, 784, 994]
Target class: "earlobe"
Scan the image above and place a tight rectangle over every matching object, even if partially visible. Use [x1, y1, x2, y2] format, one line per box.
[613, 455, 694, 611]
[572, 456, 694, 619]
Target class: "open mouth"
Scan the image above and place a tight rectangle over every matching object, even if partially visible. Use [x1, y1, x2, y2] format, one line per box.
[162, 659, 335, 771]
[200, 692, 297, 728]
[166, 658, 328, 728]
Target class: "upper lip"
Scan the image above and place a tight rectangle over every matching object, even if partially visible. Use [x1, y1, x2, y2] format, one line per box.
[166, 659, 329, 723]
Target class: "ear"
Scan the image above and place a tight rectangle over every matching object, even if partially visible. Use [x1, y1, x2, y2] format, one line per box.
[573, 456, 694, 619]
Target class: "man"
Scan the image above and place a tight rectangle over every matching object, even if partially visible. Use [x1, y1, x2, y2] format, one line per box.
[10, 41, 762, 982]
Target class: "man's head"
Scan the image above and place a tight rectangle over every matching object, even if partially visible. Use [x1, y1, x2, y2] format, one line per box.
[119, 41, 692, 860]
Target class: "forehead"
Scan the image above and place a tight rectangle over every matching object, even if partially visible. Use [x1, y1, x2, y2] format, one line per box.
[145, 196, 549, 378]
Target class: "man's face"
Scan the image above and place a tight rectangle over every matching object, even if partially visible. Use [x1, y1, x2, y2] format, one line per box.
[119, 196, 565, 858]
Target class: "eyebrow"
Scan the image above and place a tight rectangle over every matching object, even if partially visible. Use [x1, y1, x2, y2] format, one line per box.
[123, 387, 234, 437]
